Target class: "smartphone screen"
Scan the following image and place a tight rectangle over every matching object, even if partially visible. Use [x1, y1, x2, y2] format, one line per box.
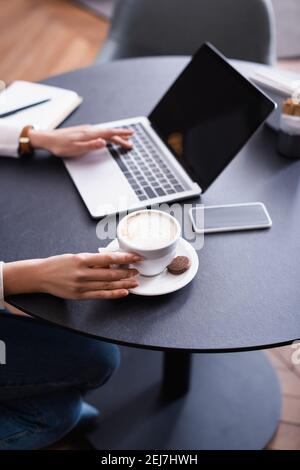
[190, 203, 272, 233]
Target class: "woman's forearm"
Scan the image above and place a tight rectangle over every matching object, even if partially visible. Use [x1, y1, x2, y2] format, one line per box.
[2, 252, 140, 301]
[3, 259, 45, 296]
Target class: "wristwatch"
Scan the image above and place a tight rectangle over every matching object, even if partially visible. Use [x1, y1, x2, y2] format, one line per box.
[18, 125, 34, 157]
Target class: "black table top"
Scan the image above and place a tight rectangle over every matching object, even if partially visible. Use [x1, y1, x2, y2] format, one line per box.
[1, 57, 300, 352]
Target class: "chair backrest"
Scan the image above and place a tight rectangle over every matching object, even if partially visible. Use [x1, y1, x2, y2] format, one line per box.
[97, 0, 276, 65]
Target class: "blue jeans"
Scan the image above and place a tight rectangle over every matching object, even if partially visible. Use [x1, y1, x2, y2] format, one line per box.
[0, 311, 120, 449]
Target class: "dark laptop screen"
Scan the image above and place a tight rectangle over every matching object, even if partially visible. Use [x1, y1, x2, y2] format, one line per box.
[149, 43, 275, 192]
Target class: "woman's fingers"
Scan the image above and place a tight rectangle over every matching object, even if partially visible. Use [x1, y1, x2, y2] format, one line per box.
[98, 128, 134, 139]
[76, 126, 132, 141]
[80, 289, 130, 299]
[80, 252, 142, 267]
[71, 127, 134, 152]
[110, 135, 133, 149]
[97, 128, 134, 149]
[83, 267, 139, 282]
[83, 278, 139, 292]
[75, 138, 107, 152]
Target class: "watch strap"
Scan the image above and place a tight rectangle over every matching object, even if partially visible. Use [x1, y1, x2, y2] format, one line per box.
[18, 125, 34, 157]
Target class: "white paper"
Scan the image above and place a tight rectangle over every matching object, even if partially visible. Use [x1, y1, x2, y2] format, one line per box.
[0, 80, 82, 130]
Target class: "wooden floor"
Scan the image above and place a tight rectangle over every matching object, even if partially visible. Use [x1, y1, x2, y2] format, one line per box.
[267, 347, 300, 449]
[0, 0, 109, 84]
[1, 0, 300, 451]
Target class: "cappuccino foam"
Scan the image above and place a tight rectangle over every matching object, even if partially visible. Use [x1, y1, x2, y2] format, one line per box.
[120, 212, 177, 250]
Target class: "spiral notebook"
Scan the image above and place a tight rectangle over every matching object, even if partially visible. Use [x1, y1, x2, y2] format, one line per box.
[0, 80, 82, 129]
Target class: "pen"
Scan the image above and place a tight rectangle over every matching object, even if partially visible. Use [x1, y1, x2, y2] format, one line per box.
[0, 98, 51, 118]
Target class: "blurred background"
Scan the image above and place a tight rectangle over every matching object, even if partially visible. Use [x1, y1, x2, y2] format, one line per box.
[1, 0, 300, 83]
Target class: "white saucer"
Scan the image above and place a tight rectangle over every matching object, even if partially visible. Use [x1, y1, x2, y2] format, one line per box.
[99, 237, 199, 296]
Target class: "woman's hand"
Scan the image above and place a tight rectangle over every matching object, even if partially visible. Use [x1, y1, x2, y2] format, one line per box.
[3, 252, 141, 300]
[28, 125, 134, 158]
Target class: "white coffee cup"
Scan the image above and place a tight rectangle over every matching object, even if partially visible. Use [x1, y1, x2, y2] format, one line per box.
[117, 209, 181, 276]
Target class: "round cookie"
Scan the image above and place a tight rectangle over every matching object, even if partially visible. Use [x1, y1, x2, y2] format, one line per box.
[167, 256, 191, 275]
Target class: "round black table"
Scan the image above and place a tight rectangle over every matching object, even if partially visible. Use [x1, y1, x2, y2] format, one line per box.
[1, 57, 300, 449]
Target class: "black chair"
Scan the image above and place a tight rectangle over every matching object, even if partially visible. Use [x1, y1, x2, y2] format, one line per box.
[96, 0, 276, 65]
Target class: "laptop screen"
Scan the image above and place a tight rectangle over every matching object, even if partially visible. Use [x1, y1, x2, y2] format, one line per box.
[148, 43, 275, 192]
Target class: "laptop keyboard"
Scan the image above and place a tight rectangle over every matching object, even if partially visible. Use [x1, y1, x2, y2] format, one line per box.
[107, 123, 185, 201]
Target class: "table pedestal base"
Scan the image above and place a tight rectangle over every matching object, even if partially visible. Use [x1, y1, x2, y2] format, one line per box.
[87, 347, 281, 450]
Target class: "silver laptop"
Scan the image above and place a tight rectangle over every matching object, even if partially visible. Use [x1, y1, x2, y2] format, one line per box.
[64, 43, 275, 218]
